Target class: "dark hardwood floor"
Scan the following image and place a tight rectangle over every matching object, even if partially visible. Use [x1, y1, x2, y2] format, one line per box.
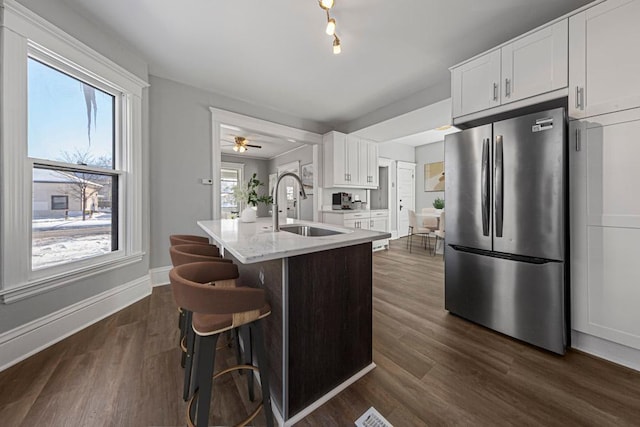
[1, 238, 639, 426]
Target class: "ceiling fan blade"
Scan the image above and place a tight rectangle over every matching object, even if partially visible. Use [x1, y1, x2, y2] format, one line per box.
[246, 144, 262, 149]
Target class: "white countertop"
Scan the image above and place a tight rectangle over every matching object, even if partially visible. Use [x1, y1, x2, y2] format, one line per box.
[198, 217, 391, 264]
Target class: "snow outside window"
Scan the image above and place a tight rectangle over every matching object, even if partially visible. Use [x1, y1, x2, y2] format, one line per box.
[28, 58, 121, 271]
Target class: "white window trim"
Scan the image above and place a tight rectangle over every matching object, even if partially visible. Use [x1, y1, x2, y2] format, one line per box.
[0, 0, 148, 303]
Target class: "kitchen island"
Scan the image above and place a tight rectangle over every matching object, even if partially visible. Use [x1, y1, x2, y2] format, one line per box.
[197, 217, 390, 426]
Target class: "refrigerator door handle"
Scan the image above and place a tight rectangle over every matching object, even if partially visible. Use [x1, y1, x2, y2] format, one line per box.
[481, 138, 490, 236]
[495, 135, 504, 237]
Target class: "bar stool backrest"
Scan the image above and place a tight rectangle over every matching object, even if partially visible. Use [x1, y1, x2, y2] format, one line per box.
[170, 262, 264, 317]
[170, 234, 209, 246]
[170, 244, 229, 266]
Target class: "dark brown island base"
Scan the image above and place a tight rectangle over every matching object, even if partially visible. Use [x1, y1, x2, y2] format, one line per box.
[198, 218, 390, 425]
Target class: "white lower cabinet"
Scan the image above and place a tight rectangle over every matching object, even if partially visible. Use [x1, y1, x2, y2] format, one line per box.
[570, 108, 640, 351]
[323, 210, 389, 250]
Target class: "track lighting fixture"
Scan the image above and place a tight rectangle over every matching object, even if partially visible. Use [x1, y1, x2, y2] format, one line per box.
[319, 0, 334, 10]
[333, 35, 341, 54]
[326, 17, 336, 35]
[319, 0, 341, 54]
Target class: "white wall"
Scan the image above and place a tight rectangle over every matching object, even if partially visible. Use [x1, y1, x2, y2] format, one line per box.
[415, 141, 445, 210]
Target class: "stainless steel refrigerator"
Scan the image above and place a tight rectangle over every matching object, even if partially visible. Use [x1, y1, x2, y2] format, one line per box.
[444, 107, 568, 354]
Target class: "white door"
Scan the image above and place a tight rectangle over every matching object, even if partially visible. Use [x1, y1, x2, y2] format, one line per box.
[396, 162, 415, 237]
[277, 161, 300, 220]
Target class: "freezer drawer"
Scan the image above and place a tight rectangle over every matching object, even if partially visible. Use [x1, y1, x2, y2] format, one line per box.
[445, 246, 566, 354]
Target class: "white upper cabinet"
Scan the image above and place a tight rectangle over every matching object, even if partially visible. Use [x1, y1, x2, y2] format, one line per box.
[452, 49, 501, 118]
[358, 138, 379, 188]
[323, 132, 378, 189]
[323, 131, 350, 187]
[452, 20, 568, 120]
[502, 20, 568, 104]
[569, 0, 640, 119]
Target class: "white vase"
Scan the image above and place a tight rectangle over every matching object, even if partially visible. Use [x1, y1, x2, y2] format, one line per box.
[240, 206, 257, 223]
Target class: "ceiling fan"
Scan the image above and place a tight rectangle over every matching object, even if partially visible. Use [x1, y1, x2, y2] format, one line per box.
[231, 136, 262, 153]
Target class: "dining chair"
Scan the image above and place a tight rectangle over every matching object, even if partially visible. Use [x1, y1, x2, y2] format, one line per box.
[407, 210, 432, 253]
[432, 210, 445, 257]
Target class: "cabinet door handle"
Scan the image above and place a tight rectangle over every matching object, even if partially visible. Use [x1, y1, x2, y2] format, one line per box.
[493, 83, 498, 101]
[575, 128, 581, 152]
[505, 78, 511, 98]
[575, 86, 584, 110]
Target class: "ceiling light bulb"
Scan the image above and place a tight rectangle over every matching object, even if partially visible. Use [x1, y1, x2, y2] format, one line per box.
[233, 145, 239, 152]
[319, 0, 334, 10]
[239, 146, 246, 153]
[326, 18, 336, 35]
[333, 36, 341, 54]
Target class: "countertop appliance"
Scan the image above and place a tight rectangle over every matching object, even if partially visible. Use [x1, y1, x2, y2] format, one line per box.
[444, 107, 568, 354]
[332, 192, 352, 210]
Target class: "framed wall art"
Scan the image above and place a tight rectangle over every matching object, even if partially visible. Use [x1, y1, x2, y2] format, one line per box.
[424, 161, 445, 192]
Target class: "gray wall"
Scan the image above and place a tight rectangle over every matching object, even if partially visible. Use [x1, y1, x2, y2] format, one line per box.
[149, 76, 326, 268]
[221, 154, 271, 217]
[1, 0, 150, 335]
[415, 141, 445, 211]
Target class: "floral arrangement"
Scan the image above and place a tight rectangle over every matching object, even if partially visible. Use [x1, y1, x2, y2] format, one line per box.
[234, 173, 273, 207]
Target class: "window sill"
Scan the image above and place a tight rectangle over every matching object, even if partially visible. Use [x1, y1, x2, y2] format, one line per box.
[0, 252, 146, 304]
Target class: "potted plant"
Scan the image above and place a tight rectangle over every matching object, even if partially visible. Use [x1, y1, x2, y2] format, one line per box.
[433, 197, 445, 210]
[234, 173, 273, 222]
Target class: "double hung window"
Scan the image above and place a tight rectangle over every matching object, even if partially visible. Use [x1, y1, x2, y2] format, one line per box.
[0, 3, 147, 302]
[29, 57, 120, 270]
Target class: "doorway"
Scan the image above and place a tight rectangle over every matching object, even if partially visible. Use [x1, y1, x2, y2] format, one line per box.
[397, 161, 416, 237]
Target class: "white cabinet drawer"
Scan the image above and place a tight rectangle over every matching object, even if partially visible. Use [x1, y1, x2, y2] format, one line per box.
[343, 212, 369, 221]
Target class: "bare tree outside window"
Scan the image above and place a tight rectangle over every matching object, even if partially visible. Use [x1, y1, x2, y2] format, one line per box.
[59, 149, 112, 221]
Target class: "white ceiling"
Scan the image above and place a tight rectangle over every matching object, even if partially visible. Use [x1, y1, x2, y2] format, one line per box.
[60, 0, 593, 132]
[219, 124, 306, 160]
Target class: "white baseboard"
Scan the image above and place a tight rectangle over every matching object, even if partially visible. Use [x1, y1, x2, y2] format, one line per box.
[149, 265, 171, 287]
[0, 275, 151, 372]
[571, 330, 640, 372]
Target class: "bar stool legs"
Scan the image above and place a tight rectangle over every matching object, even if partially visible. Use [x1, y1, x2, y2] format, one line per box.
[187, 320, 273, 427]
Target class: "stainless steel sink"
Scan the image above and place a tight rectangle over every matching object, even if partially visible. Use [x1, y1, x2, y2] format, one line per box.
[279, 225, 346, 237]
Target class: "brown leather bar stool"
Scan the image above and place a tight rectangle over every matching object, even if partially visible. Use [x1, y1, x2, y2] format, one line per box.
[169, 243, 233, 401]
[170, 261, 274, 427]
[169, 234, 210, 246]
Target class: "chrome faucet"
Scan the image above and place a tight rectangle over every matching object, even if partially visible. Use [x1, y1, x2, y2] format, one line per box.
[272, 172, 308, 231]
